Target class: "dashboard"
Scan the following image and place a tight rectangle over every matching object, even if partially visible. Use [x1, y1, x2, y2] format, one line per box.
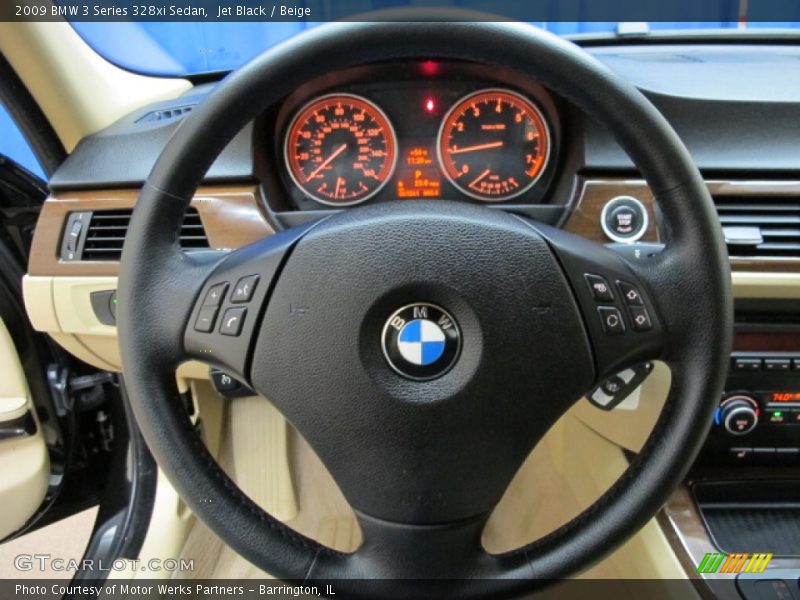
[19, 41, 800, 596]
[258, 62, 563, 211]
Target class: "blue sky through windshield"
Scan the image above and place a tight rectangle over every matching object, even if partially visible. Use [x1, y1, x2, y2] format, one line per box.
[71, 19, 800, 77]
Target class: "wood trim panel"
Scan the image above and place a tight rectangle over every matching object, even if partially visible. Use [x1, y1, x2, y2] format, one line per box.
[565, 179, 800, 273]
[563, 179, 659, 243]
[29, 179, 800, 277]
[28, 186, 275, 276]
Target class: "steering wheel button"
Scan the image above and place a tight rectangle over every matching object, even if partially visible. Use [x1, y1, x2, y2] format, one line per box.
[617, 281, 643, 306]
[597, 306, 625, 335]
[629, 306, 652, 331]
[220, 307, 247, 336]
[194, 307, 218, 333]
[584, 274, 614, 302]
[231, 275, 259, 303]
[202, 282, 228, 307]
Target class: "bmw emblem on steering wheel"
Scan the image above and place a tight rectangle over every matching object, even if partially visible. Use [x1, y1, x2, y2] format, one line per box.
[381, 303, 461, 380]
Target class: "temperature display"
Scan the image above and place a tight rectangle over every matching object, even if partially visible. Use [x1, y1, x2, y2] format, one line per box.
[769, 392, 800, 402]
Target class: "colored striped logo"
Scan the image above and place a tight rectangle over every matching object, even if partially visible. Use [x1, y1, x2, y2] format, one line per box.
[696, 552, 773, 574]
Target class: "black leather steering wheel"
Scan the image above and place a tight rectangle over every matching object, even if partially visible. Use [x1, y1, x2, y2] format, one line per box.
[118, 21, 732, 598]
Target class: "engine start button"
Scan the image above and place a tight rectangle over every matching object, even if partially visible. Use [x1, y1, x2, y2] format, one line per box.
[601, 196, 648, 243]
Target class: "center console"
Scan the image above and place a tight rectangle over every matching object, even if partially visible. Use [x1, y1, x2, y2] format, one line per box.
[663, 321, 800, 600]
[698, 328, 800, 466]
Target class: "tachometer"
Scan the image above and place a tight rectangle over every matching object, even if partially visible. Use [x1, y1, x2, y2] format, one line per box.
[285, 94, 397, 206]
[437, 89, 550, 202]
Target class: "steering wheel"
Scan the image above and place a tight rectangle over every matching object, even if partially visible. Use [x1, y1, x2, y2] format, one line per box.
[118, 21, 732, 598]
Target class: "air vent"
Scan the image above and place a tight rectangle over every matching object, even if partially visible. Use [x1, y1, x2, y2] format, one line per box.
[135, 104, 195, 123]
[62, 207, 209, 262]
[714, 195, 800, 260]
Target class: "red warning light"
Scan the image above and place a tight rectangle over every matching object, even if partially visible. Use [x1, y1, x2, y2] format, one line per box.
[424, 98, 436, 113]
[420, 60, 440, 77]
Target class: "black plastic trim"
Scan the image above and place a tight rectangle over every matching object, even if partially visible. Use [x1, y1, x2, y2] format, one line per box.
[49, 87, 255, 191]
[68, 376, 157, 588]
[0, 52, 66, 177]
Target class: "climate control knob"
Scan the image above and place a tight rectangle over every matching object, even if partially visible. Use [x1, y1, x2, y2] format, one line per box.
[719, 395, 759, 435]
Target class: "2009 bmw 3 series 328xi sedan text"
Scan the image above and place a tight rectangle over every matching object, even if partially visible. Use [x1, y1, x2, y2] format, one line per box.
[0, 2, 798, 599]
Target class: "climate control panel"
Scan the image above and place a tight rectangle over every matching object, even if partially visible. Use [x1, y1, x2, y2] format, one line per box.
[699, 351, 800, 466]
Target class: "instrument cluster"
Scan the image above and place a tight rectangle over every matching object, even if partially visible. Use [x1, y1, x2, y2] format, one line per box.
[262, 62, 561, 210]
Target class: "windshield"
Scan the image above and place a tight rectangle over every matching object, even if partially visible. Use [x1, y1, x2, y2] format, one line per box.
[72, 19, 800, 77]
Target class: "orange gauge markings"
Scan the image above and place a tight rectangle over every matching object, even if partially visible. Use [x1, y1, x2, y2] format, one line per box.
[285, 94, 397, 206]
[437, 89, 550, 202]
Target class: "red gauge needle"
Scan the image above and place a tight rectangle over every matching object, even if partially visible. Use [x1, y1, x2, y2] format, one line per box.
[449, 141, 504, 154]
[469, 169, 491, 188]
[306, 143, 347, 182]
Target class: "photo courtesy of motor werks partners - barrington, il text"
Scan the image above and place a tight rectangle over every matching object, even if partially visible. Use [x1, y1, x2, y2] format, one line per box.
[14, 583, 334, 598]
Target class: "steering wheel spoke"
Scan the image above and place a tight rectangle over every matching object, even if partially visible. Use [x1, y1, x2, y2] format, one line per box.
[526, 222, 666, 384]
[183, 224, 319, 383]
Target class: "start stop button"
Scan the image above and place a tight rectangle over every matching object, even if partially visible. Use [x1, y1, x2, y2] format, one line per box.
[600, 196, 648, 243]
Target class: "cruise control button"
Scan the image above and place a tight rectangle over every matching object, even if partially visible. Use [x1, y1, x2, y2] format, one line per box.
[210, 369, 239, 392]
[584, 274, 614, 302]
[220, 307, 247, 336]
[601, 375, 625, 396]
[202, 282, 228, 308]
[597, 306, 625, 335]
[194, 307, 218, 333]
[629, 306, 652, 331]
[231, 275, 259, 303]
[617, 281, 643, 306]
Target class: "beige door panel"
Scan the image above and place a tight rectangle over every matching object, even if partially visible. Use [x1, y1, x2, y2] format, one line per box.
[0, 318, 49, 540]
[24, 275, 210, 380]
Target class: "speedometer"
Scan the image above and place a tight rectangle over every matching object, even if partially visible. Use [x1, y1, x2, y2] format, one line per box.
[285, 94, 397, 206]
[437, 89, 550, 202]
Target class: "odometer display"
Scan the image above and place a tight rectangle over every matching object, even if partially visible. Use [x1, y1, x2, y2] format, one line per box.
[438, 89, 550, 201]
[285, 94, 397, 206]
